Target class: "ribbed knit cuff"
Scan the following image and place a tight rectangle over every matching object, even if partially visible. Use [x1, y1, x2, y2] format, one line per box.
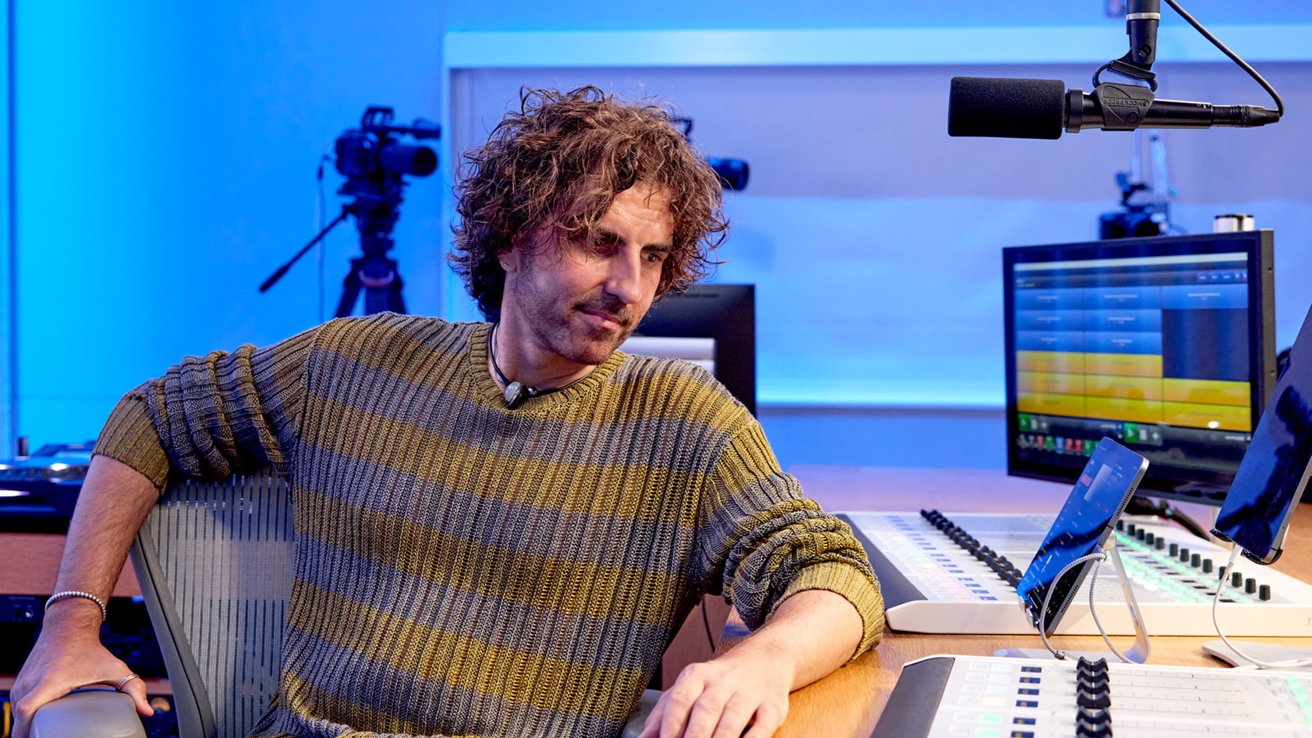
[93, 391, 171, 491]
[770, 561, 885, 661]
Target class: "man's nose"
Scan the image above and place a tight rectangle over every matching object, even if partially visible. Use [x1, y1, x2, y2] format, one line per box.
[604, 249, 644, 305]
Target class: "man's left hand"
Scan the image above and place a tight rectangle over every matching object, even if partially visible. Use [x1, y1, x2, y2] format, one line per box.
[637, 640, 792, 738]
[637, 588, 865, 738]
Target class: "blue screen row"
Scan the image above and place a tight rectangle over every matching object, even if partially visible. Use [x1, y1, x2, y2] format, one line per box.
[1015, 283, 1247, 311]
[1014, 309, 1163, 333]
[1016, 330, 1163, 355]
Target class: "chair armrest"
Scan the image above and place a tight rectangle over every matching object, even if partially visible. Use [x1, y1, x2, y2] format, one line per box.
[30, 689, 146, 738]
[621, 689, 661, 738]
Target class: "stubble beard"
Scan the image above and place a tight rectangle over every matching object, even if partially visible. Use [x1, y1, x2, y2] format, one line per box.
[545, 300, 636, 366]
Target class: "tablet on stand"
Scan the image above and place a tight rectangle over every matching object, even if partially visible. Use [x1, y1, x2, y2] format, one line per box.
[1207, 302, 1312, 667]
[997, 437, 1152, 662]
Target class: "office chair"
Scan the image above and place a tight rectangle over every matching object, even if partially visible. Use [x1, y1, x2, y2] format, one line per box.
[31, 472, 657, 738]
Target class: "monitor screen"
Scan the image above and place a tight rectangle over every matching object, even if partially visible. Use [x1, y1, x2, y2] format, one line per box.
[624, 284, 756, 416]
[1003, 231, 1275, 504]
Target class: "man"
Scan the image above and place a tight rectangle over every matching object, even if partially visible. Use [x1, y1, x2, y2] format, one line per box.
[13, 86, 883, 738]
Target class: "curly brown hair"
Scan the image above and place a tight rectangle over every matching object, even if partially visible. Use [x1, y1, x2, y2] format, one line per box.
[450, 86, 729, 319]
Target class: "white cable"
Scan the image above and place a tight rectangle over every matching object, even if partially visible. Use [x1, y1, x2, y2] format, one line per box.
[1038, 552, 1099, 659]
[1212, 545, 1312, 670]
[1037, 551, 1143, 664]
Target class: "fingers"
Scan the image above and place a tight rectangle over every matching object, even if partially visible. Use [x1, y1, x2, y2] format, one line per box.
[646, 684, 782, 738]
[121, 677, 155, 718]
[657, 679, 701, 737]
[678, 692, 729, 738]
[12, 677, 76, 738]
[740, 700, 787, 738]
[636, 699, 665, 738]
[708, 694, 758, 738]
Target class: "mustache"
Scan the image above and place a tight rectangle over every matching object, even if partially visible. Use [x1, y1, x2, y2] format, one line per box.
[578, 294, 633, 327]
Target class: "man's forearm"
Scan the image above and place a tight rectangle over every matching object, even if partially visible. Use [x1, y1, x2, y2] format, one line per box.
[638, 588, 865, 737]
[729, 588, 865, 690]
[44, 455, 159, 627]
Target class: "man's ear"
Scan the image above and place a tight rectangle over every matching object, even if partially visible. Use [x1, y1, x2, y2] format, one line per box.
[498, 246, 520, 274]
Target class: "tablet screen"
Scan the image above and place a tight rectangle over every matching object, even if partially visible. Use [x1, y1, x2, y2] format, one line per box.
[1017, 437, 1149, 634]
[1214, 303, 1312, 564]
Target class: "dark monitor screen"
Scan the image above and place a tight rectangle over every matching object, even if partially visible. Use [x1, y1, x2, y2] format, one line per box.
[1213, 301, 1312, 564]
[626, 284, 756, 416]
[1003, 231, 1276, 504]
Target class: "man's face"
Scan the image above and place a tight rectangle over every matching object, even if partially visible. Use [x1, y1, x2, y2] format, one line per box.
[502, 182, 674, 368]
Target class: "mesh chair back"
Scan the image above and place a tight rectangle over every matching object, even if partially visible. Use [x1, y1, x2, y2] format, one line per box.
[130, 472, 294, 738]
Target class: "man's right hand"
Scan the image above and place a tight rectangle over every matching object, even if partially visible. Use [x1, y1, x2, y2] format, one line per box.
[9, 602, 154, 738]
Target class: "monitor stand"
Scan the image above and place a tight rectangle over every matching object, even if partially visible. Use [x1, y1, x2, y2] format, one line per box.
[996, 538, 1151, 664]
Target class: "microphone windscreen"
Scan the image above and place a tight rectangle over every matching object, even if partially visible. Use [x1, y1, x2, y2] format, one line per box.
[948, 77, 1066, 140]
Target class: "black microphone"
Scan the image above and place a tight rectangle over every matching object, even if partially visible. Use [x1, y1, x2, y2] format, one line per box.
[948, 76, 1281, 140]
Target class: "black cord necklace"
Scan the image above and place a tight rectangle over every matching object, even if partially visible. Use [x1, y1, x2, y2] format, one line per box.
[487, 323, 587, 409]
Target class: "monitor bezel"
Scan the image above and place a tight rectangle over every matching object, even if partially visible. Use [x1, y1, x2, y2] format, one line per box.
[632, 284, 757, 417]
[1002, 230, 1276, 505]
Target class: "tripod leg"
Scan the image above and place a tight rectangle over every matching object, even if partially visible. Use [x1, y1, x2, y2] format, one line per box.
[335, 259, 364, 318]
[388, 269, 406, 314]
[360, 258, 406, 315]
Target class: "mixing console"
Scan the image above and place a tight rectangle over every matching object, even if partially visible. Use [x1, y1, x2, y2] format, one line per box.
[840, 510, 1312, 636]
[873, 653, 1312, 738]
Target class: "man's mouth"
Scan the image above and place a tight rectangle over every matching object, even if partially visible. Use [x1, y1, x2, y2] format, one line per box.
[579, 306, 629, 330]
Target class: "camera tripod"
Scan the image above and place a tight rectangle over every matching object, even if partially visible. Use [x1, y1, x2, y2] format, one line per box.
[260, 199, 408, 317]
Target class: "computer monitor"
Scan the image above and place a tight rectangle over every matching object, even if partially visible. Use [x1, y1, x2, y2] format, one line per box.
[623, 284, 756, 416]
[1003, 230, 1276, 504]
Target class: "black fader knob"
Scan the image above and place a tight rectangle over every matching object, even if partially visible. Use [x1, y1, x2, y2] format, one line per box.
[1259, 584, 1272, 601]
[1245, 578, 1258, 595]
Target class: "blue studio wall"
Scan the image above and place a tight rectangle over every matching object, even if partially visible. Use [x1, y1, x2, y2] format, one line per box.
[4, 2, 1312, 476]
[8, 1, 447, 452]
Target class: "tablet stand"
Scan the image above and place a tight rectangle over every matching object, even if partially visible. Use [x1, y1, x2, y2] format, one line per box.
[996, 536, 1152, 664]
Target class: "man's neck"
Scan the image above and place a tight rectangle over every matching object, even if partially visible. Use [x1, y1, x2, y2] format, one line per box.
[489, 322, 597, 391]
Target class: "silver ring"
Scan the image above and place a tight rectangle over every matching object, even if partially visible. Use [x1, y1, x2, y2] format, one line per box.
[114, 673, 140, 692]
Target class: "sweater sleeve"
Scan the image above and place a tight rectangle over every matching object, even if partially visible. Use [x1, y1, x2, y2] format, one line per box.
[93, 324, 321, 490]
[696, 421, 885, 659]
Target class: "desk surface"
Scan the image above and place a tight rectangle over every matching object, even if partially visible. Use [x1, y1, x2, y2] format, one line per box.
[771, 465, 1312, 738]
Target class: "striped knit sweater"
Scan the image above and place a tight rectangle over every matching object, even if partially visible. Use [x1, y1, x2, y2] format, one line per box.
[95, 313, 884, 738]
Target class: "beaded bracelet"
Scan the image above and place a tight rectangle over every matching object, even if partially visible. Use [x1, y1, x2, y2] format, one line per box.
[44, 590, 108, 622]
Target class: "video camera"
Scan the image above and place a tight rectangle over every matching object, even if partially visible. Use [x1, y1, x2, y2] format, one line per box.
[335, 106, 440, 183]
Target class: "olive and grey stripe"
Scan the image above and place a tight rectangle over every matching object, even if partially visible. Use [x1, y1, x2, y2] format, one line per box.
[97, 313, 884, 738]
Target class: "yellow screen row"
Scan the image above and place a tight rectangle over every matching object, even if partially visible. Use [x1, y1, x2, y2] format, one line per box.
[1018, 350, 1162, 378]
[1016, 392, 1251, 431]
[1017, 371, 1251, 407]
